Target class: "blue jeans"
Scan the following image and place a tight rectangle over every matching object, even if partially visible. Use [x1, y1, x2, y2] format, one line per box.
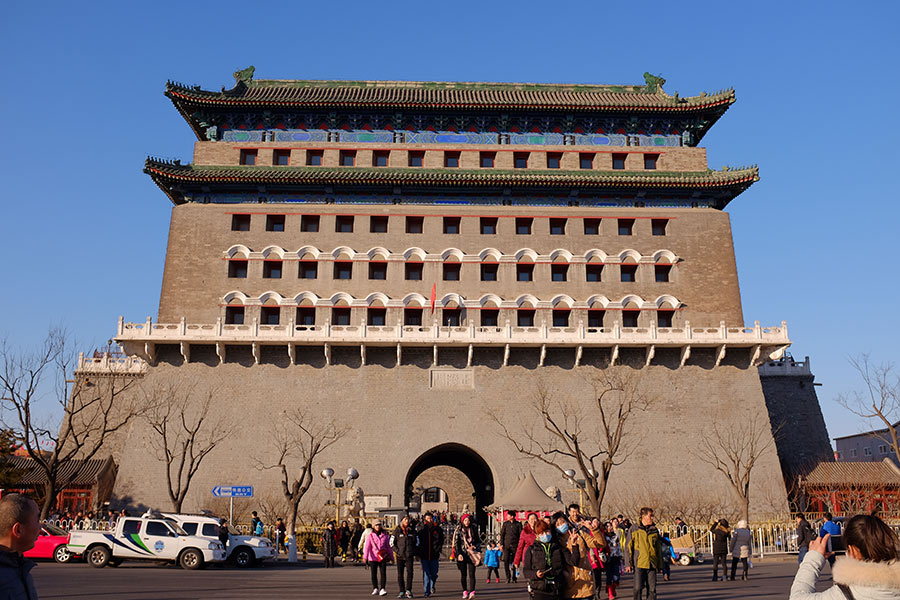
[422, 559, 439, 595]
[798, 547, 808, 564]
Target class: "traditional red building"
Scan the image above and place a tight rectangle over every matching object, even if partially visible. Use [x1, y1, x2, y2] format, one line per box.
[800, 459, 900, 517]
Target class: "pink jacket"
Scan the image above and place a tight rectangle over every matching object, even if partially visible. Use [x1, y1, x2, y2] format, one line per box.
[363, 530, 394, 563]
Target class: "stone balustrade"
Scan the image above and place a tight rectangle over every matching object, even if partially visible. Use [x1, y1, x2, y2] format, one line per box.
[75, 352, 148, 374]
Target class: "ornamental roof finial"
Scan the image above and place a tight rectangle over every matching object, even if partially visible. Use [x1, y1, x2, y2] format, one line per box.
[643, 72, 666, 94]
[233, 66, 255, 84]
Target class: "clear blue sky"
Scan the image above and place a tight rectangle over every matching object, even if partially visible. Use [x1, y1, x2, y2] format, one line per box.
[2, 1, 898, 441]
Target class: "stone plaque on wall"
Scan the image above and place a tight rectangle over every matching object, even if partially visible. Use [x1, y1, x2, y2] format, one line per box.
[430, 369, 475, 390]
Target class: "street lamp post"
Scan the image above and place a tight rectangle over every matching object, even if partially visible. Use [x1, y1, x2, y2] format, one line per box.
[321, 467, 359, 524]
[563, 469, 588, 512]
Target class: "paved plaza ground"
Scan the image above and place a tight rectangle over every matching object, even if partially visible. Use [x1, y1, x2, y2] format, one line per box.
[32, 555, 830, 599]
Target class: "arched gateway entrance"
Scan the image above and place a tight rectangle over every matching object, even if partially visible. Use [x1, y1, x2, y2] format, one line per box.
[405, 444, 494, 528]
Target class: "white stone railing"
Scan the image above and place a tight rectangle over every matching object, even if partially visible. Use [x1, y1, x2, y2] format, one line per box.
[117, 316, 788, 346]
[75, 352, 148, 374]
[759, 355, 811, 376]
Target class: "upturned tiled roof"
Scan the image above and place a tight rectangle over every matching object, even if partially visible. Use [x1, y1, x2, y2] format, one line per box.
[166, 78, 735, 112]
[804, 460, 900, 487]
[5, 455, 115, 486]
[144, 159, 758, 204]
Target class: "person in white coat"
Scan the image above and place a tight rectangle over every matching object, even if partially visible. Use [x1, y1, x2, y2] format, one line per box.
[729, 520, 753, 581]
[789, 513, 900, 600]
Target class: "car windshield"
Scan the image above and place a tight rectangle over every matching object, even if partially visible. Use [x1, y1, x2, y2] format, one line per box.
[163, 519, 188, 536]
[43, 523, 67, 536]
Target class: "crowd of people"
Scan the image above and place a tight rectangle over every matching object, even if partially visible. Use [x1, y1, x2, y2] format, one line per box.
[3, 491, 900, 600]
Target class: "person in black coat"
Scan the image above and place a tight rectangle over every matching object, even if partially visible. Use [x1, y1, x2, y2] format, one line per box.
[392, 515, 417, 598]
[217, 518, 230, 550]
[498, 510, 522, 583]
[709, 519, 731, 582]
[523, 519, 566, 600]
[417, 512, 445, 598]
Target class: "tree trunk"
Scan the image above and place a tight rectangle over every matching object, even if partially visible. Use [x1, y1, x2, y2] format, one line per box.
[740, 496, 750, 524]
[40, 480, 57, 520]
[173, 497, 183, 513]
[288, 502, 299, 563]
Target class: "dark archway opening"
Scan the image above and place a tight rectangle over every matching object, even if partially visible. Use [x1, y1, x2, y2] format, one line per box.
[405, 443, 494, 530]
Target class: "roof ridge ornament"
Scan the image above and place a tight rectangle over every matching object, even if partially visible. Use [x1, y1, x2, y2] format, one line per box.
[643, 72, 666, 94]
[233, 66, 255, 84]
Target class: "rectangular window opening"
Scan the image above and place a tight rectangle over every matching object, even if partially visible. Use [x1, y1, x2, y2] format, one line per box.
[481, 309, 499, 327]
[587, 310, 604, 328]
[516, 217, 532, 235]
[373, 151, 389, 167]
[332, 307, 351, 326]
[368, 262, 387, 280]
[340, 150, 356, 166]
[261, 306, 280, 325]
[585, 264, 603, 282]
[370, 215, 388, 233]
[333, 262, 353, 280]
[367, 308, 386, 326]
[514, 152, 529, 169]
[296, 307, 316, 326]
[443, 263, 461, 281]
[228, 260, 248, 279]
[583, 218, 601, 235]
[516, 264, 534, 282]
[480, 152, 495, 168]
[408, 151, 424, 167]
[622, 310, 640, 328]
[405, 262, 423, 281]
[406, 216, 424, 234]
[266, 214, 286, 232]
[263, 261, 283, 279]
[274, 149, 291, 166]
[306, 150, 323, 166]
[620, 264, 638, 283]
[299, 261, 318, 280]
[547, 153, 561, 169]
[239, 149, 257, 165]
[618, 218, 635, 236]
[552, 310, 570, 328]
[480, 217, 498, 235]
[231, 214, 251, 231]
[612, 153, 627, 170]
[404, 308, 423, 326]
[549, 218, 567, 235]
[644, 153, 659, 170]
[658, 310, 674, 328]
[579, 153, 594, 169]
[335, 215, 354, 233]
[443, 217, 461, 234]
[444, 152, 460, 168]
[551, 264, 568, 282]
[225, 306, 244, 325]
[652, 219, 668, 236]
[480, 263, 498, 282]
[300, 215, 320, 232]
[655, 264, 672, 282]
[442, 308, 462, 327]
[517, 310, 535, 327]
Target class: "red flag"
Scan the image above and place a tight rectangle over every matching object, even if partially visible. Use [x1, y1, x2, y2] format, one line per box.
[430, 283, 436, 314]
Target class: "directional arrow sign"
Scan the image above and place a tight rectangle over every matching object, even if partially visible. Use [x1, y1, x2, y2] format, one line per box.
[212, 485, 253, 498]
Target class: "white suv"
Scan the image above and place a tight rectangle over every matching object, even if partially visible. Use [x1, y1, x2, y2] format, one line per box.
[164, 514, 276, 567]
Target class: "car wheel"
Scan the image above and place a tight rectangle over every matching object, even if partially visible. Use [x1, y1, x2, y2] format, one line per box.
[232, 547, 255, 568]
[678, 554, 692, 566]
[87, 545, 111, 568]
[180, 548, 204, 570]
[53, 545, 72, 563]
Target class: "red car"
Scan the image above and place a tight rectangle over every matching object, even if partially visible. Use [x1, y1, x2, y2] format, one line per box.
[25, 523, 74, 563]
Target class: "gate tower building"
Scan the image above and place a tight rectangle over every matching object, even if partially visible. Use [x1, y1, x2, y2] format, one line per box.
[95, 68, 798, 519]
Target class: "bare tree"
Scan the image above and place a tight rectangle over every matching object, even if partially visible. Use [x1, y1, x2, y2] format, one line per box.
[489, 368, 653, 517]
[141, 379, 233, 513]
[257, 410, 346, 562]
[0, 329, 143, 519]
[694, 412, 778, 523]
[837, 355, 900, 463]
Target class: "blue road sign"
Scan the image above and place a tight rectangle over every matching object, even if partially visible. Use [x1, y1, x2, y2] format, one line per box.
[211, 485, 254, 498]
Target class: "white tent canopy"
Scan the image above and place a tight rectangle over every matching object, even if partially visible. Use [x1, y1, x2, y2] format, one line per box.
[487, 472, 565, 512]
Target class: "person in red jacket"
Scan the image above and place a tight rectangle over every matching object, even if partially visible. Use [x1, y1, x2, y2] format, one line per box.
[513, 512, 538, 574]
